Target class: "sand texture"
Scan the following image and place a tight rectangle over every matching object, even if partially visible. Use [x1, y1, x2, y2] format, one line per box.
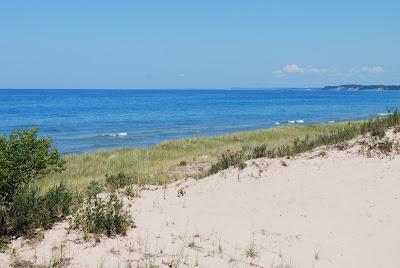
[1, 132, 400, 268]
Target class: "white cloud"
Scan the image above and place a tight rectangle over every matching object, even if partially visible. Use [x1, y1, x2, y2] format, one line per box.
[360, 66, 385, 73]
[352, 66, 385, 73]
[282, 64, 304, 73]
[276, 64, 323, 74]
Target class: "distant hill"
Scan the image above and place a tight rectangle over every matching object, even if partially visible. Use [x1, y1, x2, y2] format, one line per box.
[323, 85, 400, 91]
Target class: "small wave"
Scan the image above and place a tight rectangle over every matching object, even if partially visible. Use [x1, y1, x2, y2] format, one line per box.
[275, 122, 281, 125]
[103, 132, 128, 137]
[288, 120, 304, 124]
[328, 120, 335, 124]
[377, 112, 392, 116]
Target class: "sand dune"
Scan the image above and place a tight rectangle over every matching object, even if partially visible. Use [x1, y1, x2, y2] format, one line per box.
[2, 133, 400, 267]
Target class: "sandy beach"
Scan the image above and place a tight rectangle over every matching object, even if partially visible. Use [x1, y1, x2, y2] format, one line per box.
[1, 130, 400, 268]
[2, 1, 399, 267]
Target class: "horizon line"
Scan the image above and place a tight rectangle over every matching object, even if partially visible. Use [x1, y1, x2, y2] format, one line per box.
[0, 87, 321, 90]
[1, 84, 398, 91]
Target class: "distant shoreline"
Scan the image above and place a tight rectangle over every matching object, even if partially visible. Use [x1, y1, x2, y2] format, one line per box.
[1, 85, 400, 91]
[323, 84, 400, 91]
[60, 113, 391, 156]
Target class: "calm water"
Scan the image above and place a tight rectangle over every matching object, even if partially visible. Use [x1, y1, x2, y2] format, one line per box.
[1, 89, 400, 154]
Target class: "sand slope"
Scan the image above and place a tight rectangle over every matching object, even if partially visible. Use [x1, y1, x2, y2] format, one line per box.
[2, 136, 400, 267]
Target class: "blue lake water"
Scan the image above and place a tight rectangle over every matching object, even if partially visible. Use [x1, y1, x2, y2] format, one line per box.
[1, 89, 400, 154]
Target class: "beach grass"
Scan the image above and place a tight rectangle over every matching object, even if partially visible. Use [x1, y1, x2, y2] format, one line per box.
[38, 121, 364, 192]
[3, 113, 399, 240]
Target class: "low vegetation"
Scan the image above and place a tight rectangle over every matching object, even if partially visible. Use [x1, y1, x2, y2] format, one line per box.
[105, 172, 134, 191]
[208, 111, 400, 174]
[177, 187, 186, 197]
[124, 184, 140, 199]
[0, 128, 66, 204]
[0, 129, 133, 244]
[208, 149, 246, 175]
[86, 180, 103, 200]
[71, 194, 131, 238]
[245, 241, 258, 259]
[0, 129, 71, 240]
[7, 184, 77, 236]
[1, 112, 400, 245]
[40, 120, 383, 191]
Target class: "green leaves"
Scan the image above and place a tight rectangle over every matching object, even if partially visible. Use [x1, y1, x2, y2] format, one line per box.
[105, 172, 133, 191]
[0, 128, 65, 204]
[0, 128, 68, 237]
[7, 184, 75, 235]
[72, 194, 131, 238]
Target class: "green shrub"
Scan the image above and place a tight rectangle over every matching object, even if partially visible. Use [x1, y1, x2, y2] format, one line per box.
[177, 188, 186, 197]
[0, 128, 69, 237]
[86, 181, 103, 199]
[368, 120, 386, 138]
[0, 128, 65, 205]
[124, 185, 140, 199]
[208, 149, 247, 175]
[0, 239, 8, 253]
[252, 144, 268, 159]
[6, 184, 75, 235]
[72, 194, 131, 237]
[42, 184, 75, 227]
[8, 187, 44, 234]
[105, 172, 133, 191]
[378, 139, 394, 153]
[0, 205, 7, 236]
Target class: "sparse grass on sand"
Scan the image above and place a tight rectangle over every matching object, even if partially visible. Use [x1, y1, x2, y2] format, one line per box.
[38, 122, 364, 192]
[38, 112, 400, 192]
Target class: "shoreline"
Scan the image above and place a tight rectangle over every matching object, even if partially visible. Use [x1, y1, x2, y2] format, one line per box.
[3, 88, 399, 154]
[64, 113, 384, 156]
[40, 119, 367, 192]
[3, 120, 400, 267]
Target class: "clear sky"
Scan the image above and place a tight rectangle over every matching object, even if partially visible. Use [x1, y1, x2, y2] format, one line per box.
[0, 1, 399, 89]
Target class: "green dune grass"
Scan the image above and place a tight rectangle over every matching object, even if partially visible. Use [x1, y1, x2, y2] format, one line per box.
[4, 113, 397, 245]
[38, 121, 363, 192]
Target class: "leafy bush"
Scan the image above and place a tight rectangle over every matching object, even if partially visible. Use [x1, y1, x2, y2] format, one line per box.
[208, 149, 247, 175]
[177, 188, 186, 197]
[0, 129, 69, 237]
[86, 181, 103, 199]
[6, 184, 75, 235]
[377, 139, 394, 153]
[72, 194, 131, 237]
[105, 172, 133, 191]
[42, 184, 75, 227]
[252, 144, 268, 159]
[368, 120, 386, 138]
[124, 185, 140, 199]
[0, 204, 7, 236]
[0, 128, 65, 205]
[8, 187, 44, 234]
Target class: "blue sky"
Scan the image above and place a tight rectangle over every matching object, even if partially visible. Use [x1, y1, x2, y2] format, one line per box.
[0, 1, 399, 89]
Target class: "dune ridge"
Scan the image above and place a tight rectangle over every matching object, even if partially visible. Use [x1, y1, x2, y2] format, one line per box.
[2, 128, 400, 267]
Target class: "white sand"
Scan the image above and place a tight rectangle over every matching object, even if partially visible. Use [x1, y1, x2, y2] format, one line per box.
[2, 135, 400, 267]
